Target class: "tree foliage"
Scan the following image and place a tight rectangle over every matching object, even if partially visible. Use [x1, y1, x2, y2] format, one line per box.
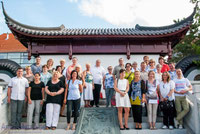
[170, 0, 200, 63]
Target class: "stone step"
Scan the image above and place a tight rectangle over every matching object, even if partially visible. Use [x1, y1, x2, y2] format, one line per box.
[18, 122, 165, 129]
[2, 128, 187, 134]
[21, 116, 163, 123]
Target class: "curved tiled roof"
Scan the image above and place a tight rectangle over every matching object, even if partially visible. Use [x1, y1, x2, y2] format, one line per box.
[1, 1, 196, 37]
[176, 55, 200, 76]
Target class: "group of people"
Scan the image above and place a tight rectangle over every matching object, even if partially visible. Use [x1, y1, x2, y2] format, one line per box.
[7, 55, 192, 131]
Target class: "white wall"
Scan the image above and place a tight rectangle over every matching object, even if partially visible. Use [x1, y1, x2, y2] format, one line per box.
[40, 54, 160, 71]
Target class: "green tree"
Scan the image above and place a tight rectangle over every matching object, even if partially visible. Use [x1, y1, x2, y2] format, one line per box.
[170, 0, 200, 63]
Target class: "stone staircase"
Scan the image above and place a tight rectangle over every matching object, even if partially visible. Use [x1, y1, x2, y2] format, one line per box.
[0, 99, 189, 134]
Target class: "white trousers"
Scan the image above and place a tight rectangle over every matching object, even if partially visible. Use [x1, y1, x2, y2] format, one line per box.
[46, 103, 60, 127]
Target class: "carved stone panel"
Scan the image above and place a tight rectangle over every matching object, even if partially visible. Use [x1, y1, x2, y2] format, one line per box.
[74, 107, 121, 134]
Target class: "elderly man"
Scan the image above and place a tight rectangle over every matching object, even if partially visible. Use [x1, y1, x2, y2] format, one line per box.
[31, 56, 42, 75]
[7, 67, 29, 129]
[90, 59, 106, 107]
[67, 57, 82, 79]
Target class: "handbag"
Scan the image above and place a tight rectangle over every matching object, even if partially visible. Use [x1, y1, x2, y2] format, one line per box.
[145, 80, 157, 100]
[160, 100, 174, 111]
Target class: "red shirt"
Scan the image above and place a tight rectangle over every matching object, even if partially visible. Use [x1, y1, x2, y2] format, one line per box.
[161, 64, 170, 73]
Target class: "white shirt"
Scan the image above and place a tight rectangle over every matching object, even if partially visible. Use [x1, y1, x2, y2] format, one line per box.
[174, 77, 191, 96]
[155, 73, 162, 83]
[91, 66, 106, 84]
[8, 76, 29, 100]
[67, 80, 82, 100]
[159, 80, 175, 101]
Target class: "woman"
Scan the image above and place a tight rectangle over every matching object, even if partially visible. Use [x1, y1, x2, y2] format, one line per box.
[103, 66, 114, 107]
[82, 63, 94, 107]
[131, 62, 139, 72]
[155, 64, 162, 83]
[40, 65, 52, 123]
[64, 70, 83, 130]
[27, 73, 45, 129]
[146, 70, 159, 130]
[129, 70, 146, 129]
[40, 65, 52, 86]
[47, 58, 54, 74]
[158, 72, 175, 130]
[114, 69, 131, 130]
[23, 66, 34, 117]
[147, 59, 157, 73]
[125, 63, 134, 86]
[45, 71, 64, 130]
[23, 66, 34, 83]
[56, 65, 66, 117]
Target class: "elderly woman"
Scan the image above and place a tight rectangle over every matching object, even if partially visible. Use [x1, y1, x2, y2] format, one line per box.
[158, 72, 175, 130]
[83, 63, 94, 107]
[23, 66, 34, 117]
[155, 64, 162, 83]
[147, 59, 157, 73]
[45, 71, 64, 130]
[64, 70, 83, 130]
[129, 70, 146, 129]
[56, 65, 66, 117]
[114, 69, 131, 130]
[131, 62, 139, 72]
[146, 71, 159, 130]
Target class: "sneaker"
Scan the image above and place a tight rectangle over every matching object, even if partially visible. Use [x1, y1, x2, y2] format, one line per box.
[169, 126, 174, 130]
[162, 125, 168, 129]
[178, 125, 183, 129]
[174, 119, 179, 128]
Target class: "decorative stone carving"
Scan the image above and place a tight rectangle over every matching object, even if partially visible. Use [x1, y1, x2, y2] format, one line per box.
[74, 107, 121, 134]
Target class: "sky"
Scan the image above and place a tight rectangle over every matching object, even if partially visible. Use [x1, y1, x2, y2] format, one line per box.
[0, 0, 196, 34]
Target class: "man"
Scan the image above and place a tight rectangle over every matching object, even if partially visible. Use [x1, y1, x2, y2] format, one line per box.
[60, 59, 67, 78]
[158, 56, 170, 73]
[140, 62, 148, 81]
[169, 63, 177, 80]
[174, 69, 192, 129]
[143, 56, 149, 66]
[113, 58, 125, 80]
[90, 59, 106, 107]
[7, 67, 29, 129]
[31, 56, 42, 75]
[67, 57, 82, 79]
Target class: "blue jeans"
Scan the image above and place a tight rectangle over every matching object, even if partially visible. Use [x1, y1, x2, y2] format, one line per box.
[105, 88, 114, 107]
[11, 99, 24, 128]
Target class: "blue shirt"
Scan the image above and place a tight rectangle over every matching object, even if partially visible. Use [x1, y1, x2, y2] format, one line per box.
[104, 73, 114, 89]
[67, 80, 82, 100]
[40, 72, 52, 86]
[169, 70, 177, 80]
[174, 78, 191, 96]
[31, 63, 42, 75]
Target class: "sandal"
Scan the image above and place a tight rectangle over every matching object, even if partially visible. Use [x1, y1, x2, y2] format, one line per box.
[72, 124, 76, 130]
[52, 127, 56, 130]
[150, 126, 153, 130]
[45, 127, 51, 130]
[65, 125, 70, 130]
